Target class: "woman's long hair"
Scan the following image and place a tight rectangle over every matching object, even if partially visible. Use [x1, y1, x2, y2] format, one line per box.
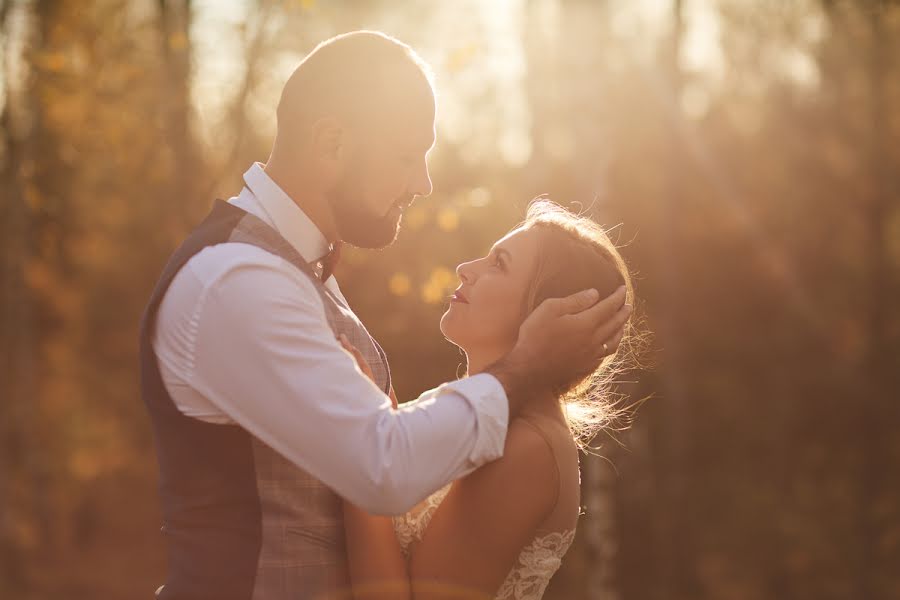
[517, 199, 648, 450]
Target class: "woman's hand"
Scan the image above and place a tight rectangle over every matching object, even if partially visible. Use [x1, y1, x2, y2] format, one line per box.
[338, 338, 410, 598]
[339, 334, 398, 409]
[339, 333, 376, 381]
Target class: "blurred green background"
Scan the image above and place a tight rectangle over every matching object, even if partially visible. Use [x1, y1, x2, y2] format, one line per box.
[1, 1, 898, 598]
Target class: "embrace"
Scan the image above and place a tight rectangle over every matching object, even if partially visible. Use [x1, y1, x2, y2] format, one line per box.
[140, 31, 634, 600]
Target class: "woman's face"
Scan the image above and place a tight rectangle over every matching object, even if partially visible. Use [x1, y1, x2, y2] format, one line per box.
[440, 227, 542, 359]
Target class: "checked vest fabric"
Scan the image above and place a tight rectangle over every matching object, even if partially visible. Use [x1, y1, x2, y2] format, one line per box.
[139, 199, 391, 600]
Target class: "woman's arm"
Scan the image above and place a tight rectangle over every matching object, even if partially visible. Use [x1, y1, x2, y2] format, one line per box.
[338, 336, 558, 599]
[408, 419, 560, 599]
[340, 336, 411, 599]
[343, 500, 411, 599]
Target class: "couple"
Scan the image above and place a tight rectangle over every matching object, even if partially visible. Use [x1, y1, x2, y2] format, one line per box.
[139, 31, 634, 600]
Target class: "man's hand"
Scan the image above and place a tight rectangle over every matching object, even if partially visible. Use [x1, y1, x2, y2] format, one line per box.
[486, 286, 632, 416]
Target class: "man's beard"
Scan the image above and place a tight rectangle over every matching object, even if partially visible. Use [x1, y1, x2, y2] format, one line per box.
[327, 171, 411, 249]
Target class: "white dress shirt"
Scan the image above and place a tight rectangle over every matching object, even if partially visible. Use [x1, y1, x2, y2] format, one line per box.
[152, 163, 509, 515]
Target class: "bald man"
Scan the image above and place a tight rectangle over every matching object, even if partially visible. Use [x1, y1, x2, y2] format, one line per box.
[140, 31, 629, 600]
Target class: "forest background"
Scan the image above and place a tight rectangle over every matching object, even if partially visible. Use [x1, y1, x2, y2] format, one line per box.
[1, 1, 898, 599]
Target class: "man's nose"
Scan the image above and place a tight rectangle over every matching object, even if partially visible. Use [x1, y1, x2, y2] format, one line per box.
[412, 159, 433, 198]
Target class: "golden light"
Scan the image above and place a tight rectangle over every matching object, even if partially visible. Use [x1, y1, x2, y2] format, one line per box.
[466, 187, 492, 207]
[436, 207, 459, 232]
[404, 205, 428, 230]
[388, 273, 411, 297]
[420, 267, 456, 304]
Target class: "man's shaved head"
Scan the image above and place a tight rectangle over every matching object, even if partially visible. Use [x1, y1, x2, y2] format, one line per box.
[267, 31, 437, 249]
[277, 30, 435, 140]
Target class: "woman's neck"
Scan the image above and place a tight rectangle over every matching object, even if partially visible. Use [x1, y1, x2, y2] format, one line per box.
[464, 345, 566, 424]
[463, 344, 506, 378]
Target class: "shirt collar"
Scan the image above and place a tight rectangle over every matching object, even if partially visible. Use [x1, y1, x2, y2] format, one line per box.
[241, 162, 331, 263]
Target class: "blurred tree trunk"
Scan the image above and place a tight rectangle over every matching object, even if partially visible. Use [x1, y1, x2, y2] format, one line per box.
[858, 2, 891, 598]
[26, 0, 80, 562]
[157, 0, 196, 221]
[199, 0, 274, 202]
[0, 1, 33, 593]
[582, 456, 620, 600]
[0, 0, 67, 587]
[655, 0, 691, 598]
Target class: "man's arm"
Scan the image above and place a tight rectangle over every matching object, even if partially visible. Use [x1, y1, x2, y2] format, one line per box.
[158, 246, 629, 514]
[168, 248, 507, 515]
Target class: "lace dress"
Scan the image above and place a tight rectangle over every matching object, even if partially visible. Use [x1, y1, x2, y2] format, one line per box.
[392, 483, 576, 600]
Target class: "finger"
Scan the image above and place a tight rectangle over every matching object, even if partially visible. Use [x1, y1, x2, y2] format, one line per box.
[572, 288, 628, 330]
[591, 310, 629, 356]
[592, 303, 632, 346]
[542, 287, 601, 317]
[339, 335, 367, 364]
[389, 386, 399, 410]
[596, 324, 626, 358]
[339, 333, 358, 354]
[350, 346, 367, 364]
[342, 343, 374, 378]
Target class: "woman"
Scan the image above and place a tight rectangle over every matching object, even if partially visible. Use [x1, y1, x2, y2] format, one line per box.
[339, 199, 636, 600]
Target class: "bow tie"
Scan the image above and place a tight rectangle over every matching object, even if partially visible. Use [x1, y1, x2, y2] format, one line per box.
[310, 241, 343, 282]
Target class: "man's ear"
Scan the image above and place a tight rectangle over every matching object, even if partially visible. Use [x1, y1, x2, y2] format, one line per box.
[310, 116, 344, 163]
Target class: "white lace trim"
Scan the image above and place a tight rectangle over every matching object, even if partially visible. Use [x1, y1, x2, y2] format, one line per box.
[392, 483, 451, 559]
[392, 484, 575, 600]
[495, 529, 575, 600]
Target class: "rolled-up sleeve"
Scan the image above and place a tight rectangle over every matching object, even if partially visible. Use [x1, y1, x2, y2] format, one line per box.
[429, 376, 508, 467]
[182, 248, 509, 515]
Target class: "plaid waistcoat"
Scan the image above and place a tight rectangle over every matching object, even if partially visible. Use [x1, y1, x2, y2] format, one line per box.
[139, 200, 391, 600]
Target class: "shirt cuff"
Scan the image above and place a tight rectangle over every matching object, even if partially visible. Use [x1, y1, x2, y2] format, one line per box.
[438, 373, 509, 467]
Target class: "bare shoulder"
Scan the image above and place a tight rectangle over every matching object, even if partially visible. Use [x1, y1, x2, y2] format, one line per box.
[514, 415, 582, 512]
[505, 417, 559, 467]
[409, 413, 570, 594]
[477, 418, 561, 512]
[512, 414, 576, 467]
[457, 417, 559, 506]
[506, 417, 560, 466]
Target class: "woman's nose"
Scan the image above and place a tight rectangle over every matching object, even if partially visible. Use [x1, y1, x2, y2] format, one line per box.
[456, 261, 473, 284]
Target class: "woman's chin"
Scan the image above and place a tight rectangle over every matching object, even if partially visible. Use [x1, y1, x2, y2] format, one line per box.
[439, 311, 462, 345]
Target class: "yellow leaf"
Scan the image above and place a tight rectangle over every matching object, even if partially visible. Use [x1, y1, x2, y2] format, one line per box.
[34, 51, 67, 72]
[168, 31, 188, 51]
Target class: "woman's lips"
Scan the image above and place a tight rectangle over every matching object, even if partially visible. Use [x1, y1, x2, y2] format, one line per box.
[450, 291, 469, 304]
